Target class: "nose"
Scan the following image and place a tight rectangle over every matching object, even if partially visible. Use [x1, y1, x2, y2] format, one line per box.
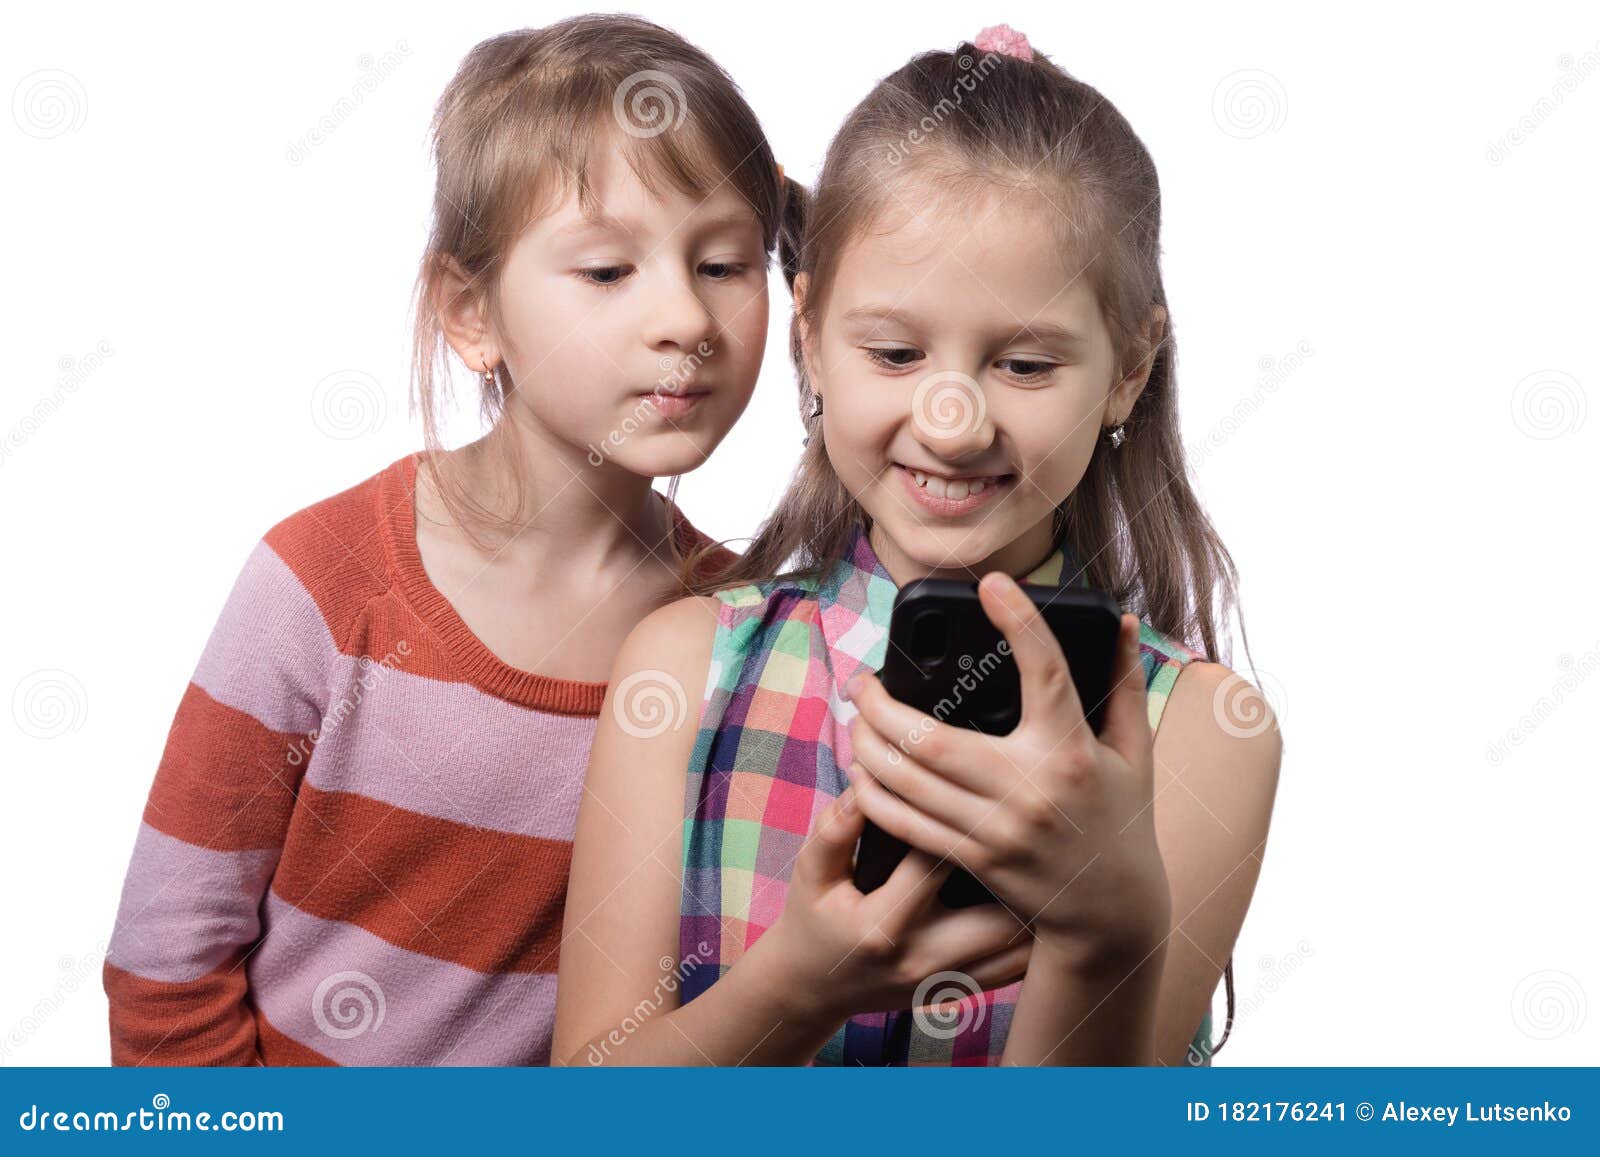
[908, 371, 998, 461]
[644, 269, 716, 354]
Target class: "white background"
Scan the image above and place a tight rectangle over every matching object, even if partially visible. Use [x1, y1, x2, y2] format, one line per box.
[3, 0, 1597, 1065]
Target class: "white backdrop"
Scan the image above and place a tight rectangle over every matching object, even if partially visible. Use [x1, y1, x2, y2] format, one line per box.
[3, 0, 1597, 1066]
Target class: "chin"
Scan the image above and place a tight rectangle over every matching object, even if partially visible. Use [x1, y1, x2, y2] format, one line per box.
[865, 507, 986, 571]
[597, 437, 719, 479]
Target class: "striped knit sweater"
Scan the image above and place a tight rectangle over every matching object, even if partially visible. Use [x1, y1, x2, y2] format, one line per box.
[103, 451, 733, 1066]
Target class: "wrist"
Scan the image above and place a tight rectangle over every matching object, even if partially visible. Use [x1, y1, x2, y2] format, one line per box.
[1035, 873, 1171, 976]
[739, 920, 851, 1031]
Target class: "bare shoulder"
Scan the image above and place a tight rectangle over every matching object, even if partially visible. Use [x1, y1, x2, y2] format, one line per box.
[1153, 659, 1282, 793]
[615, 594, 724, 689]
[590, 593, 725, 774]
[1149, 659, 1282, 888]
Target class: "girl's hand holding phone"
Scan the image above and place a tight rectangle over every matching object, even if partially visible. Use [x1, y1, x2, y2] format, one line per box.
[842, 571, 1172, 970]
[749, 781, 1034, 1026]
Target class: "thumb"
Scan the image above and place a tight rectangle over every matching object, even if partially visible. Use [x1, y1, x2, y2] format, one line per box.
[792, 786, 864, 889]
[1099, 614, 1152, 763]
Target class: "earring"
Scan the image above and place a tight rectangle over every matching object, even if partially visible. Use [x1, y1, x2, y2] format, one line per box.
[802, 393, 823, 447]
[481, 358, 498, 392]
[1107, 423, 1127, 449]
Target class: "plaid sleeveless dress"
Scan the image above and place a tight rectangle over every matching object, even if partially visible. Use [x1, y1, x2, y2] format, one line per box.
[679, 521, 1218, 1065]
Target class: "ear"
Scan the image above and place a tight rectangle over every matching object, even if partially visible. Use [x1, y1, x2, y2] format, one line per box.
[435, 254, 500, 371]
[1107, 304, 1166, 423]
[791, 272, 822, 397]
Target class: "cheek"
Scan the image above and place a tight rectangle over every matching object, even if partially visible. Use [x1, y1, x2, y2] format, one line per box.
[826, 372, 902, 444]
[506, 286, 625, 394]
[1009, 396, 1100, 496]
[721, 286, 769, 390]
[732, 284, 768, 345]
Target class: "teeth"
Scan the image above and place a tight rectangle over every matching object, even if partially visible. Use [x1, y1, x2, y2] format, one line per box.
[906, 466, 998, 501]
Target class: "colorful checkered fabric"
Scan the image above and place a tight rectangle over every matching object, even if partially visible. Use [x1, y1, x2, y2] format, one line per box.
[679, 521, 1216, 1065]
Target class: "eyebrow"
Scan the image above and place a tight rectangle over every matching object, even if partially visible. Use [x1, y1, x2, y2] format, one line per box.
[841, 305, 1089, 347]
[552, 209, 760, 243]
[552, 215, 634, 241]
[840, 305, 919, 332]
[1009, 321, 1090, 348]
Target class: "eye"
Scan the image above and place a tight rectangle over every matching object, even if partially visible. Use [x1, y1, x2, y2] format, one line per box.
[700, 261, 747, 280]
[996, 357, 1057, 382]
[577, 265, 631, 288]
[864, 346, 924, 370]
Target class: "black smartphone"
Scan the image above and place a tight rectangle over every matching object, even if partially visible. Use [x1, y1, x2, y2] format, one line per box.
[851, 576, 1123, 907]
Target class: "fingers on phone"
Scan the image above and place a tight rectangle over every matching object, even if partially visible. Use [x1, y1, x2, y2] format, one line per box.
[871, 848, 953, 926]
[896, 847, 954, 899]
[1101, 614, 1152, 758]
[979, 574, 1083, 729]
[796, 787, 864, 885]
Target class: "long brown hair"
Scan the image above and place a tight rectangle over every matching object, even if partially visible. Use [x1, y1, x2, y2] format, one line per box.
[691, 40, 1245, 669]
[689, 35, 1256, 1057]
[409, 15, 806, 549]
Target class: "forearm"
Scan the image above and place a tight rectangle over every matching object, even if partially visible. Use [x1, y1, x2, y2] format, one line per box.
[104, 955, 262, 1066]
[564, 934, 844, 1066]
[1000, 932, 1167, 1066]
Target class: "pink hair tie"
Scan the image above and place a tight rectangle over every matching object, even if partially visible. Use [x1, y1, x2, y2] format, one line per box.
[973, 23, 1033, 62]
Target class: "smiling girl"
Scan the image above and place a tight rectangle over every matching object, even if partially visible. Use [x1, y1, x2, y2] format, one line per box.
[103, 15, 798, 1065]
[555, 24, 1280, 1066]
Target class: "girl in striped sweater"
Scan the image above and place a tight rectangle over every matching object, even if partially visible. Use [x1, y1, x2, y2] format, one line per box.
[103, 15, 798, 1065]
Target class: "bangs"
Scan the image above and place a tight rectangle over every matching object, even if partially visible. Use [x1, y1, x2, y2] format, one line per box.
[483, 92, 766, 246]
[572, 111, 749, 217]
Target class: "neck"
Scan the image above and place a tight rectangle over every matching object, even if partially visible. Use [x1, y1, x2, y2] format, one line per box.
[439, 412, 671, 569]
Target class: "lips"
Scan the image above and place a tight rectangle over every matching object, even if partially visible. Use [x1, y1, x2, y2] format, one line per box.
[638, 389, 708, 417]
[895, 462, 1014, 515]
